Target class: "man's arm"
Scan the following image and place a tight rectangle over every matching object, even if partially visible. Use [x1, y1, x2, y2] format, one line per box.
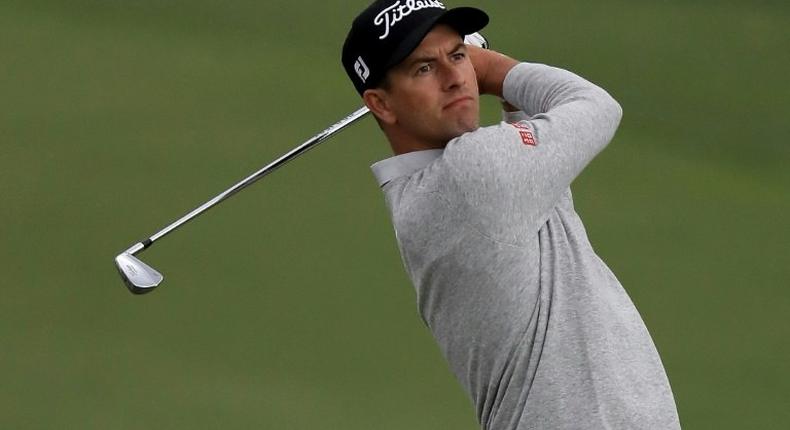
[442, 48, 623, 243]
[467, 45, 520, 98]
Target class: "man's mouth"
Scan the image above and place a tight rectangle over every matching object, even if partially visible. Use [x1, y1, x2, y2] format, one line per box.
[444, 96, 474, 110]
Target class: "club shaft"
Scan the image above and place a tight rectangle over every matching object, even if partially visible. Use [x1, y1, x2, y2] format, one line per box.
[129, 106, 370, 255]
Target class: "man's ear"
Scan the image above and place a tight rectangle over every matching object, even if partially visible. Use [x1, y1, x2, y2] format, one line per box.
[363, 88, 397, 125]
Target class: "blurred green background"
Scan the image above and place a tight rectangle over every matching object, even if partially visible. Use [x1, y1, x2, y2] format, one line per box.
[2, 0, 788, 428]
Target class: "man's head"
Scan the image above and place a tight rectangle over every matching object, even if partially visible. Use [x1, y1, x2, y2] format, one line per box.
[342, 1, 488, 152]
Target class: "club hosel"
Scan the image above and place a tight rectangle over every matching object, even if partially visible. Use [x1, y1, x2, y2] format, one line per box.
[124, 241, 148, 256]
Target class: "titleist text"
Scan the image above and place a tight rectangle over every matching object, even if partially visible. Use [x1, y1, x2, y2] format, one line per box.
[374, 0, 445, 40]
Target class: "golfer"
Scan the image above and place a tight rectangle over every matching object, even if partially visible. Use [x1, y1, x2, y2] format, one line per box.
[342, 1, 681, 428]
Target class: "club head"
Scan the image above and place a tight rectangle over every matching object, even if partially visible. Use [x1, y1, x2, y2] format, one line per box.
[115, 252, 163, 294]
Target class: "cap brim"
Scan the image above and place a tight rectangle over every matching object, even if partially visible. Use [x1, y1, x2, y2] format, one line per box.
[383, 7, 489, 72]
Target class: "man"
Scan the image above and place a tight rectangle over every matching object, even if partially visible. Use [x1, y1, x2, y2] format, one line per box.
[341, 1, 681, 428]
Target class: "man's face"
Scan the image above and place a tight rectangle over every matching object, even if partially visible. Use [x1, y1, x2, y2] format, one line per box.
[379, 24, 480, 147]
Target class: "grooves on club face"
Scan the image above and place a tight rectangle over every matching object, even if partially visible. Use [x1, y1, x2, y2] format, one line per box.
[114, 252, 163, 294]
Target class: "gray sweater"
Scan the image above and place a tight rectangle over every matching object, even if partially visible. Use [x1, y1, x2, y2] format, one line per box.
[371, 63, 680, 429]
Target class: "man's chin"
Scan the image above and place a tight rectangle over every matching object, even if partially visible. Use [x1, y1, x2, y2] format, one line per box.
[454, 118, 480, 137]
[443, 125, 478, 143]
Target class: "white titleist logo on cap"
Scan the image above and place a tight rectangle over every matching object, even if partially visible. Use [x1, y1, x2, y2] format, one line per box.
[354, 56, 370, 83]
[374, 0, 445, 40]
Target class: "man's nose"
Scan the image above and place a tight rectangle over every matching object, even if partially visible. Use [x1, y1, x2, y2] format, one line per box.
[441, 61, 465, 91]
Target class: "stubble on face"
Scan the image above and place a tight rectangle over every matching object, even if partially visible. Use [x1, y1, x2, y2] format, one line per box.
[385, 25, 480, 149]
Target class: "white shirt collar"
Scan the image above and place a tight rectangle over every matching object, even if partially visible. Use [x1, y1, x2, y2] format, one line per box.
[370, 149, 444, 187]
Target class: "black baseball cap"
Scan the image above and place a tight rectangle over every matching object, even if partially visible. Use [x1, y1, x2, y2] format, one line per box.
[342, 0, 488, 95]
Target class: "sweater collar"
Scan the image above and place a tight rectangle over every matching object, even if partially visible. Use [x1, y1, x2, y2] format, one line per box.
[370, 149, 443, 187]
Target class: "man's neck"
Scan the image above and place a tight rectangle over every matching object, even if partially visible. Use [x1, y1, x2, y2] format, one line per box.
[386, 129, 447, 156]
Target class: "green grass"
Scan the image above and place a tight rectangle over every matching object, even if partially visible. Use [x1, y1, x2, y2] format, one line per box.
[1, 0, 788, 428]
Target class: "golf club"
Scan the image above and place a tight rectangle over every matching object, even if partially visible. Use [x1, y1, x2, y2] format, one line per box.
[114, 106, 370, 294]
[114, 32, 488, 295]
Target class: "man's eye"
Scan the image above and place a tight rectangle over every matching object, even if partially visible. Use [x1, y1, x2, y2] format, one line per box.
[452, 52, 466, 61]
[416, 64, 432, 75]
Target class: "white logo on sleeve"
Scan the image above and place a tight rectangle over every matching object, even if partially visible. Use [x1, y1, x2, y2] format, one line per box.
[354, 56, 370, 83]
[374, 0, 445, 40]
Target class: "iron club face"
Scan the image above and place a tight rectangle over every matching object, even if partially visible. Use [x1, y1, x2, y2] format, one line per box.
[115, 246, 163, 294]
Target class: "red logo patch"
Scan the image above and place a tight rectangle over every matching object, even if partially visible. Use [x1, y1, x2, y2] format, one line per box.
[519, 130, 536, 146]
[510, 122, 537, 146]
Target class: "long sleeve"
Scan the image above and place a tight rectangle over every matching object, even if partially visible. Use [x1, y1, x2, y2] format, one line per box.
[440, 63, 622, 245]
